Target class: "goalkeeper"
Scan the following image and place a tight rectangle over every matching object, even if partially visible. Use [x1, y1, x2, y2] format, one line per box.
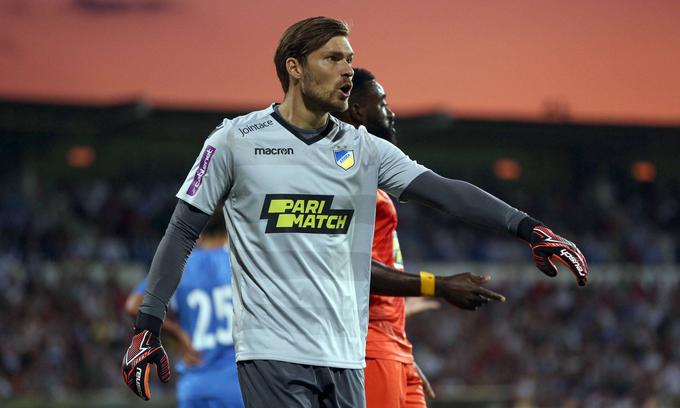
[121, 17, 588, 407]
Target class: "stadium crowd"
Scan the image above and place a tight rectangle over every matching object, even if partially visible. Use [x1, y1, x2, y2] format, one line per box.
[409, 281, 680, 407]
[1, 172, 678, 406]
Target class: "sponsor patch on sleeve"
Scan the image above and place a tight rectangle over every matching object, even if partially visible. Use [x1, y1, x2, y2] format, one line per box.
[186, 145, 216, 196]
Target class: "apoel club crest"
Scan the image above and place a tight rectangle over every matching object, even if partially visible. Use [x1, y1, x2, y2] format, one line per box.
[334, 149, 355, 171]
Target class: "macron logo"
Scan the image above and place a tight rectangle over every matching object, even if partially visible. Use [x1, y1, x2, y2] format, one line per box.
[254, 147, 294, 156]
[186, 145, 216, 196]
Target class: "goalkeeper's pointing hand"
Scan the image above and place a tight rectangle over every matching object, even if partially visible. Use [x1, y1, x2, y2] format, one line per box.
[530, 226, 589, 286]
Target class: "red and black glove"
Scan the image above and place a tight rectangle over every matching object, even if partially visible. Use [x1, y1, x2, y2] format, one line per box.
[121, 313, 170, 400]
[530, 226, 588, 286]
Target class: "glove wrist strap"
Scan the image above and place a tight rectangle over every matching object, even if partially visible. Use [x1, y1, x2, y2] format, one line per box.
[420, 271, 436, 297]
[135, 312, 163, 336]
[517, 216, 543, 242]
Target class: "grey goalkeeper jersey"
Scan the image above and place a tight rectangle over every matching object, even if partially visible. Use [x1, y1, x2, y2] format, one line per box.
[176, 105, 427, 368]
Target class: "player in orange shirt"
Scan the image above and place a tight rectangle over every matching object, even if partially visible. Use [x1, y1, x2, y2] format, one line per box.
[336, 68, 506, 407]
[366, 188, 431, 407]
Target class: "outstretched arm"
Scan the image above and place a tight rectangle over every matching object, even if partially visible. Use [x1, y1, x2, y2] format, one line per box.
[371, 259, 505, 310]
[401, 171, 537, 239]
[401, 171, 588, 286]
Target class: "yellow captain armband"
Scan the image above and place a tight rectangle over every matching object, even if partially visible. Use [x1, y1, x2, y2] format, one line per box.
[420, 271, 436, 297]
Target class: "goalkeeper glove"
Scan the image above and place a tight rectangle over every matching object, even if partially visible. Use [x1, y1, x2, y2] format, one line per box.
[121, 313, 170, 400]
[530, 226, 588, 286]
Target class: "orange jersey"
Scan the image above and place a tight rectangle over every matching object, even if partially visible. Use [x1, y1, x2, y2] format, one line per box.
[365, 190, 413, 363]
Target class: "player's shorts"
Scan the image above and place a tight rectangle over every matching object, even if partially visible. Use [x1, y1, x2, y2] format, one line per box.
[179, 396, 244, 408]
[364, 358, 426, 408]
[237, 360, 365, 408]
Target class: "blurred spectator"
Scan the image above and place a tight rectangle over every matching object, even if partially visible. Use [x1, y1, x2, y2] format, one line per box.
[409, 280, 680, 406]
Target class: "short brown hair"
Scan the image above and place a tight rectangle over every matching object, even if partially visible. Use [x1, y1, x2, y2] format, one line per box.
[274, 17, 349, 93]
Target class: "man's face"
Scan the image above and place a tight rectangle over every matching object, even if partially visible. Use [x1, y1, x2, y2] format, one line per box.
[358, 80, 396, 144]
[299, 36, 354, 113]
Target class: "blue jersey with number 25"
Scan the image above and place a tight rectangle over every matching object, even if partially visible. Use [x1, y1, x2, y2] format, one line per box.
[133, 246, 242, 404]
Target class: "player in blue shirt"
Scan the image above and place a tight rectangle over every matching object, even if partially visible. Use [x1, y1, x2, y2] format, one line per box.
[125, 207, 243, 408]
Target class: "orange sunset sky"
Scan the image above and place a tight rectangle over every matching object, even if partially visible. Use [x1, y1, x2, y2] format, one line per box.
[1, 0, 679, 124]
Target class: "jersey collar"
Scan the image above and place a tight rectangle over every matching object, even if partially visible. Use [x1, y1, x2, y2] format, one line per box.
[270, 107, 336, 146]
